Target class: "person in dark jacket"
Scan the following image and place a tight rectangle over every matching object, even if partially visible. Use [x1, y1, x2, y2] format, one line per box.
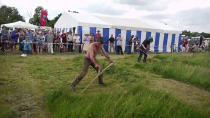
[138, 37, 153, 63]
[133, 35, 139, 54]
[128, 35, 134, 54]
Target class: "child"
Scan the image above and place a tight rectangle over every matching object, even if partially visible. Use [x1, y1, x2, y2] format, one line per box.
[23, 36, 32, 55]
[60, 43, 65, 53]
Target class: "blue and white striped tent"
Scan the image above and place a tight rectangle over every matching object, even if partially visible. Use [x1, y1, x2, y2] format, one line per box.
[54, 12, 182, 52]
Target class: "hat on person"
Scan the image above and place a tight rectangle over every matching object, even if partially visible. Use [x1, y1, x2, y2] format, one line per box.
[2, 25, 6, 28]
[75, 32, 79, 35]
[118, 34, 121, 36]
[149, 37, 153, 42]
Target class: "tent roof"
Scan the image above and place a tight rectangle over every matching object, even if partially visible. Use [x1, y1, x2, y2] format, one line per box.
[139, 18, 182, 34]
[94, 15, 162, 32]
[2, 21, 38, 29]
[54, 12, 112, 28]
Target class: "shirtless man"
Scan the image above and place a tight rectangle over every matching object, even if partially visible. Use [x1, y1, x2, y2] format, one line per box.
[70, 37, 113, 90]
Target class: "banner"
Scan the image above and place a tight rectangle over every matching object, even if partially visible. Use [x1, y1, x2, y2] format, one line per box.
[40, 10, 48, 26]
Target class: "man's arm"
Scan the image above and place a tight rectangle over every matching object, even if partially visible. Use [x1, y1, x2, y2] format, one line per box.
[101, 46, 112, 61]
[141, 40, 147, 50]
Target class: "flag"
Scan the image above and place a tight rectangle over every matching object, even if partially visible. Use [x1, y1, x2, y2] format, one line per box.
[40, 10, 48, 26]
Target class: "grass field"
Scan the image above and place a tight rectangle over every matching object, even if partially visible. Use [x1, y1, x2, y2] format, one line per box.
[0, 51, 210, 118]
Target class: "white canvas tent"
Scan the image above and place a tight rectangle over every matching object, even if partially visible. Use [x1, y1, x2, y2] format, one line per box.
[138, 18, 182, 34]
[94, 15, 162, 32]
[1, 21, 38, 29]
[54, 12, 182, 53]
[54, 12, 112, 29]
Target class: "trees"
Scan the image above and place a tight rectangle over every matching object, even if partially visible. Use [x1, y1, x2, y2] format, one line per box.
[29, 6, 61, 28]
[0, 5, 25, 26]
[182, 30, 210, 38]
[47, 13, 62, 28]
[29, 6, 47, 26]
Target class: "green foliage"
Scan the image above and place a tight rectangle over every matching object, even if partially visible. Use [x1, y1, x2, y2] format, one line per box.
[182, 30, 210, 37]
[29, 6, 61, 28]
[47, 13, 62, 28]
[0, 5, 25, 26]
[29, 6, 45, 26]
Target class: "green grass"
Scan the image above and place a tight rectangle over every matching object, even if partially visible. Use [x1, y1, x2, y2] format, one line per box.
[133, 53, 210, 91]
[0, 52, 210, 118]
[45, 87, 206, 118]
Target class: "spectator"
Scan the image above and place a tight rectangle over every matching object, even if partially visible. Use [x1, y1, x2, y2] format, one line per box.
[199, 35, 204, 47]
[83, 34, 89, 54]
[89, 36, 94, 44]
[26, 29, 34, 52]
[183, 39, 188, 52]
[133, 35, 139, 54]
[23, 36, 32, 55]
[116, 34, 123, 55]
[67, 31, 74, 52]
[109, 34, 115, 52]
[61, 30, 67, 50]
[18, 29, 25, 52]
[73, 33, 80, 53]
[89, 33, 95, 41]
[1, 25, 8, 51]
[128, 35, 134, 54]
[60, 42, 65, 53]
[47, 31, 54, 54]
[55, 31, 61, 51]
[36, 31, 45, 54]
[95, 30, 101, 42]
[10, 28, 19, 52]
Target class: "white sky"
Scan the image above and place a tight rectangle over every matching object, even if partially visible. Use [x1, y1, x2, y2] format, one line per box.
[1, 0, 210, 32]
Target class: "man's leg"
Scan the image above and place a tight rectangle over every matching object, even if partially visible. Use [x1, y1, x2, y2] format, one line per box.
[112, 43, 115, 52]
[71, 58, 90, 87]
[51, 43, 54, 54]
[90, 64, 106, 86]
[117, 46, 120, 55]
[120, 46, 123, 55]
[138, 50, 143, 62]
[143, 52, 148, 63]
[71, 42, 73, 52]
[47, 43, 50, 53]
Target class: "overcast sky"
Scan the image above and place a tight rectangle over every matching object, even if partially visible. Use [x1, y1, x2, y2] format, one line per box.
[1, 0, 210, 33]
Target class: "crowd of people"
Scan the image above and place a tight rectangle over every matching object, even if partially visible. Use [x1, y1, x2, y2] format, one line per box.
[180, 35, 209, 53]
[0, 25, 143, 56]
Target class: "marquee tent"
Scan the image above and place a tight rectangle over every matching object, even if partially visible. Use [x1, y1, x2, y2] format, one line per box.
[54, 12, 182, 52]
[136, 18, 182, 52]
[1, 21, 38, 29]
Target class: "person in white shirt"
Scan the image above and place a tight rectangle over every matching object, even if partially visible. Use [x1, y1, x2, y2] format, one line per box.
[117, 34, 123, 55]
[73, 33, 81, 53]
[67, 31, 74, 52]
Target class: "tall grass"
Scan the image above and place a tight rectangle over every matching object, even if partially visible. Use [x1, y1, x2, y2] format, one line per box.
[134, 54, 210, 91]
[45, 86, 208, 118]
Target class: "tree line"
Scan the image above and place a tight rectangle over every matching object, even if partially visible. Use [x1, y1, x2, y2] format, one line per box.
[0, 5, 210, 38]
